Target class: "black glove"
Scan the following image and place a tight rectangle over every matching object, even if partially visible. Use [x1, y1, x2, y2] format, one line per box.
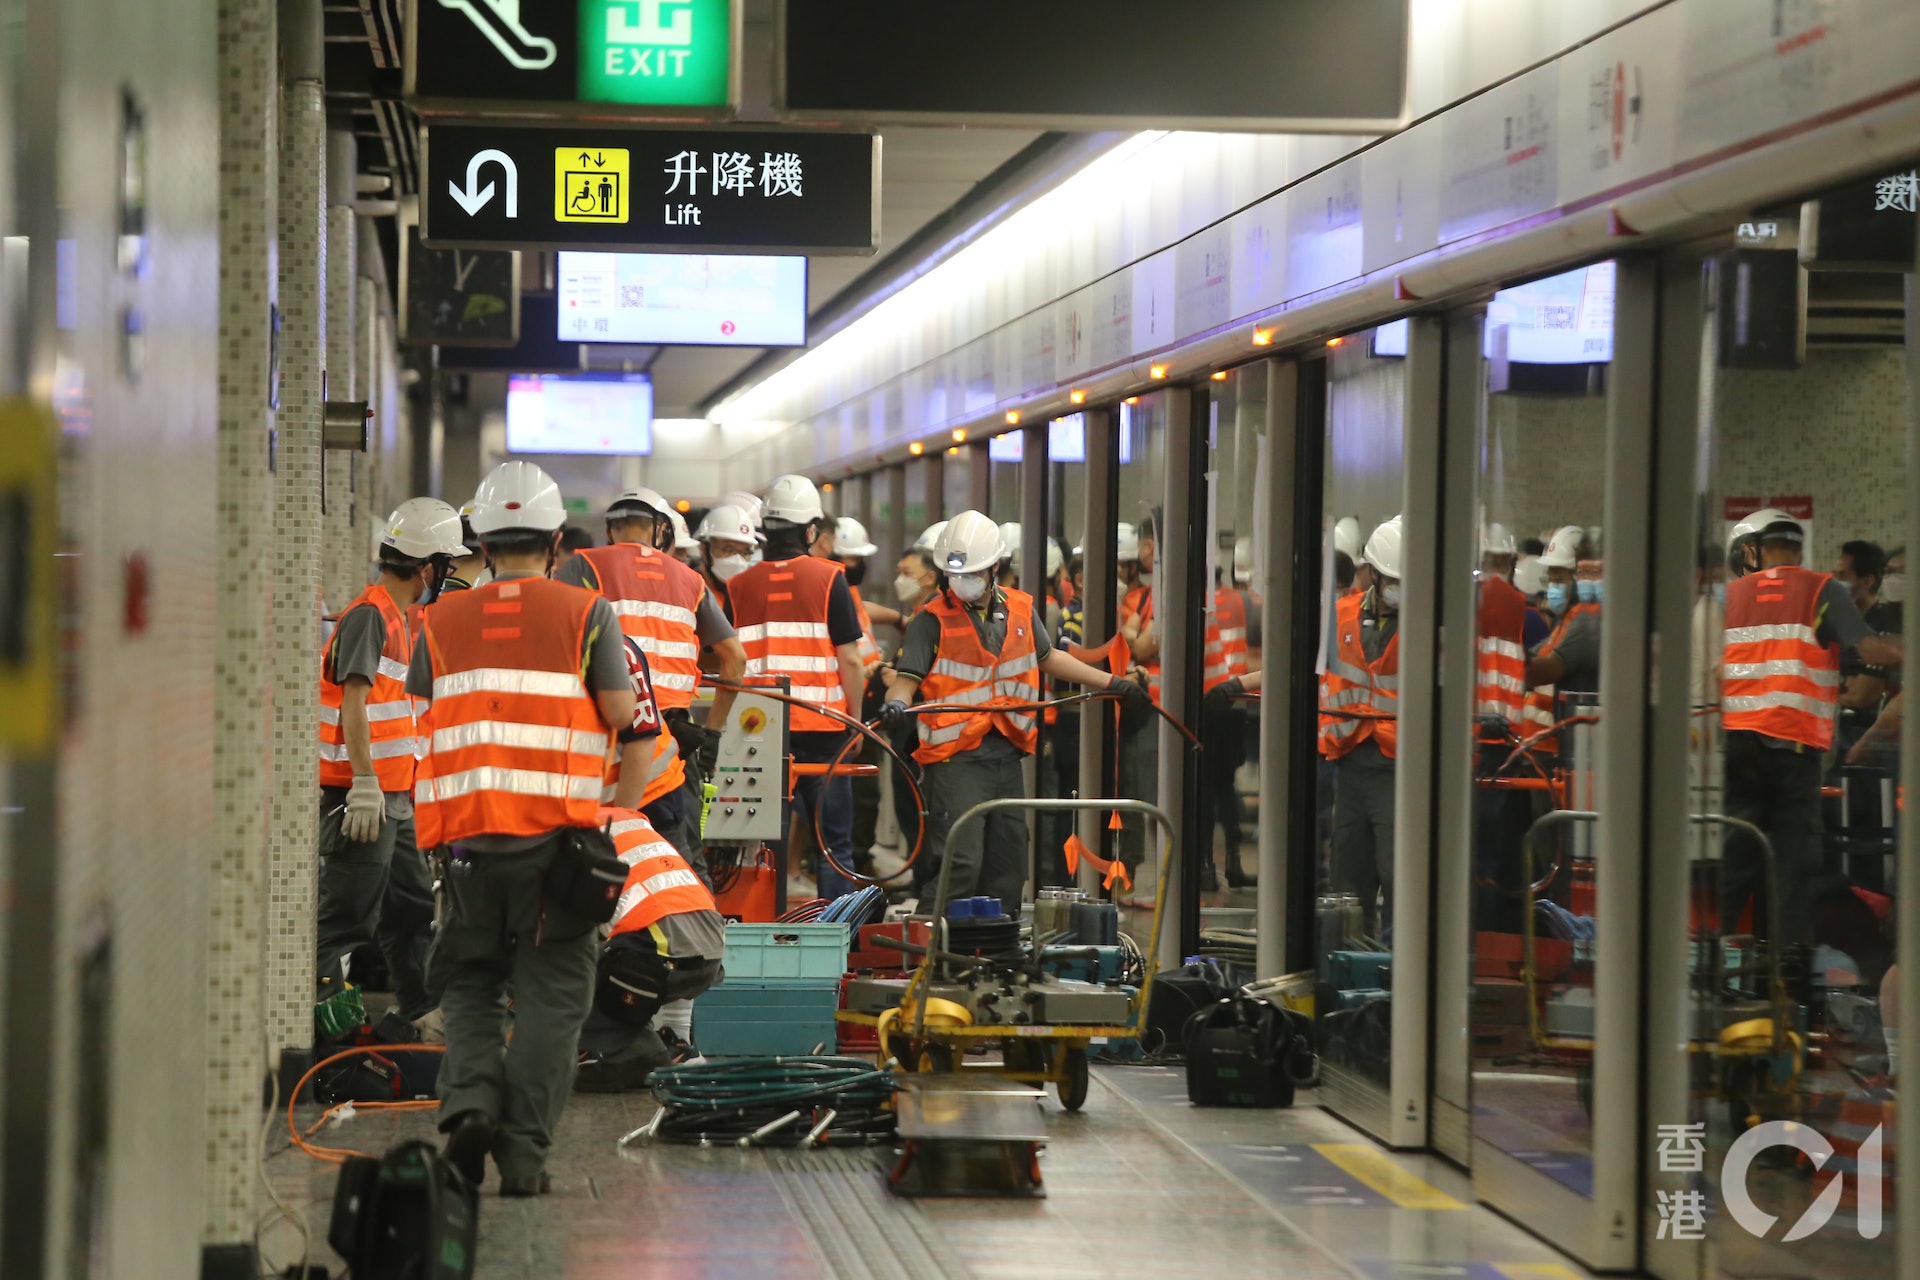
[1203, 676, 1244, 722]
[1107, 677, 1152, 716]
[694, 724, 720, 778]
[878, 698, 910, 730]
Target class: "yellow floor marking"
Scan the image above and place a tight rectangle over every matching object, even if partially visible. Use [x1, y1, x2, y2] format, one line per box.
[1310, 1143, 1469, 1210]
[1493, 1266, 1585, 1280]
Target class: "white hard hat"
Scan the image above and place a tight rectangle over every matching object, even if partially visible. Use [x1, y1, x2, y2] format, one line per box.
[696, 504, 756, 545]
[1363, 517, 1403, 580]
[835, 516, 878, 557]
[1482, 522, 1516, 558]
[1232, 536, 1254, 585]
[912, 519, 949, 551]
[381, 497, 467, 560]
[718, 490, 764, 527]
[1727, 506, 1805, 577]
[997, 521, 1021, 561]
[1333, 516, 1363, 562]
[470, 461, 567, 535]
[935, 511, 1004, 576]
[607, 486, 672, 524]
[1539, 525, 1585, 570]
[669, 509, 699, 551]
[1116, 522, 1140, 562]
[1046, 537, 1064, 579]
[1512, 554, 1547, 596]
[762, 474, 824, 526]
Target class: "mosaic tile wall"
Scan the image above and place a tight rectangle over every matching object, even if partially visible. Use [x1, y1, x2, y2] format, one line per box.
[206, 0, 278, 1245]
[266, 74, 325, 1058]
[321, 198, 359, 613]
[1486, 389, 1612, 548]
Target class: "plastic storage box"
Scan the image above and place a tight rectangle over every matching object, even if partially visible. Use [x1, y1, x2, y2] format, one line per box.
[696, 979, 840, 1057]
[721, 922, 850, 982]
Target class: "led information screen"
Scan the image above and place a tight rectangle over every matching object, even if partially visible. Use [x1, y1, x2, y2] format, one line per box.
[506, 373, 655, 455]
[408, 0, 738, 118]
[1485, 263, 1617, 365]
[557, 251, 806, 345]
[421, 123, 878, 254]
[778, 0, 1407, 129]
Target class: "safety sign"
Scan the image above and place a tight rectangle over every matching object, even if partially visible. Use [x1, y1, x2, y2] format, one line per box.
[555, 148, 630, 222]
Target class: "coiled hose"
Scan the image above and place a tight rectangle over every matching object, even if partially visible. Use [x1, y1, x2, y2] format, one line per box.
[638, 1055, 898, 1147]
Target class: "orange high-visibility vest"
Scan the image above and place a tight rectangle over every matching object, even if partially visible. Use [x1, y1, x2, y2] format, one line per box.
[1120, 584, 1161, 703]
[576, 543, 707, 712]
[1722, 566, 1841, 751]
[601, 637, 681, 809]
[914, 588, 1043, 765]
[1203, 586, 1250, 692]
[729, 554, 850, 733]
[850, 584, 883, 677]
[1319, 590, 1399, 760]
[1522, 601, 1599, 749]
[319, 586, 419, 791]
[1474, 575, 1529, 724]
[414, 577, 611, 848]
[601, 806, 716, 939]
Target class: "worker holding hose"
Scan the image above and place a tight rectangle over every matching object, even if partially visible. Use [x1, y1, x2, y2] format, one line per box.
[880, 510, 1151, 910]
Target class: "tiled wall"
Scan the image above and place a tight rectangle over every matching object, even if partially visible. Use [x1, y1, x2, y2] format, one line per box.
[1486, 390, 1611, 549]
[1325, 346, 1407, 534]
[321, 198, 360, 613]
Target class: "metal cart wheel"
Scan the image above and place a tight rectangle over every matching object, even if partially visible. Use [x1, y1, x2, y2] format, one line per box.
[1056, 1047, 1090, 1111]
[917, 1042, 956, 1074]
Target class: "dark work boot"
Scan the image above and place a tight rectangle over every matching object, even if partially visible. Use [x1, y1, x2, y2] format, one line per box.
[1200, 858, 1220, 893]
[440, 1110, 498, 1191]
[1225, 849, 1256, 889]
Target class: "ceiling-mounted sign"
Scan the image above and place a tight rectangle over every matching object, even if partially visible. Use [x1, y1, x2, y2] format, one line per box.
[776, 0, 1408, 130]
[399, 226, 521, 346]
[1799, 169, 1920, 273]
[407, 0, 740, 119]
[420, 123, 879, 254]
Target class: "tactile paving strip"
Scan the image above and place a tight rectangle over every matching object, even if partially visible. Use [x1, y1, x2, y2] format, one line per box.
[767, 1149, 972, 1280]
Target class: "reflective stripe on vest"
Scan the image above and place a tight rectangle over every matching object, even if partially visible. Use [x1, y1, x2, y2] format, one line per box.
[728, 556, 850, 733]
[318, 587, 419, 791]
[1721, 566, 1840, 751]
[601, 807, 716, 937]
[1318, 590, 1399, 760]
[1474, 576, 1529, 723]
[1203, 588, 1250, 693]
[915, 588, 1043, 765]
[414, 577, 608, 847]
[578, 543, 707, 712]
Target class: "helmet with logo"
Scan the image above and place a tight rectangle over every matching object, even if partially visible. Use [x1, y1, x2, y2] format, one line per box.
[669, 509, 700, 551]
[935, 511, 1004, 576]
[1727, 506, 1806, 577]
[1116, 521, 1140, 562]
[696, 504, 757, 546]
[380, 497, 467, 562]
[835, 516, 879, 557]
[1539, 525, 1586, 570]
[718, 489, 764, 527]
[762, 474, 824, 527]
[912, 520, 949, 552]
[470, 461, 567, 535]
[1363, 517, 1403, 580]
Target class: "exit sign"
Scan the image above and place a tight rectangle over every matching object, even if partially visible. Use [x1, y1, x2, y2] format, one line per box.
[408, 0, 739, 120]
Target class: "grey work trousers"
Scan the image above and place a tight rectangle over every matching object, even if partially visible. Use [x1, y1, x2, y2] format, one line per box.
[1116, 723, 1160, 871]
[576, 957, 723, 1063]
[316, 800, 435, 1018]
[428, 836, 599, 1184]
[922, 751, 1030, 911]
[1332, 751, 1396, 935]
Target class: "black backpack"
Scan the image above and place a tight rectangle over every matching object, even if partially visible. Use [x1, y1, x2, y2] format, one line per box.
[328, 1140, 479, 1280]
[1183, 995, 1317, 1108]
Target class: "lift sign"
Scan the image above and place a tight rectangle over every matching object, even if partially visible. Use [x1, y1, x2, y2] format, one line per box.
[554, 147, 630, 223]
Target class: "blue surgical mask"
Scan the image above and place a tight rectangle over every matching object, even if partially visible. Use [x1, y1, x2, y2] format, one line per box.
[1545, 582, 1570, 615]
[1577, 579, 1604, 605]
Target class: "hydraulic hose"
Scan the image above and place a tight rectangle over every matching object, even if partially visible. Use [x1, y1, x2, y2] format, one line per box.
[642, 1055, 898, 1146]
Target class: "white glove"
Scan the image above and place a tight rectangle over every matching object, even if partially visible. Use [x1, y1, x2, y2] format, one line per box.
[341, 774, 386, 845]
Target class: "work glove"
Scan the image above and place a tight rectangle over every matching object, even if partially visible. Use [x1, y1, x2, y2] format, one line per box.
[341, 774, 386, 845]
[1203, 676, 1244, 722]
[1107, 677, 1153, 718]
[878, 698, 910, 731]
[695, 723, 721, 777]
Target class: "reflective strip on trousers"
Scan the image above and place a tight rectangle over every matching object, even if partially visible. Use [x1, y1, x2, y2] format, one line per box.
[433, 666, 588, 701]
[422, 766, 604, 804]
[429, 719, 609, 758]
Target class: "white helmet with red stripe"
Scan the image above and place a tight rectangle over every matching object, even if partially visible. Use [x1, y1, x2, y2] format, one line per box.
[470, 461, 567, 534]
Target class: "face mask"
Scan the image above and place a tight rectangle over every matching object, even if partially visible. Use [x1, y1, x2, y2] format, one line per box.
[1883, 573, 1906, 604]
[894, 574, 925, 604]
[709, 554, 749, 582]
[1545, 582, 1570, 615]
[1378, 583, 1401, 611]
[843, 560, 868, 587]
[948, 573, 989, 604]
[1577, 579, 1604, 605]
[1137, 571, 1155, 587]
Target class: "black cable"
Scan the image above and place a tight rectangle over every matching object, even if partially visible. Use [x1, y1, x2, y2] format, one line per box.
[647, 1056, 898, 1147]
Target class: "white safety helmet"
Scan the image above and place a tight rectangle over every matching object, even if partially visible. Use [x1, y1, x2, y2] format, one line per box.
[607, 486, 672, 525]
[380, 497, 467, 560]
[835, 516, 879, 557]
[456, 501, 482, 554]
[996, 521, 1021, 562]
[1512, 554, 1548, 597]
[1727, 506, 1805, 577]
[1045, 537, 1065, 579]
[1363, 517, 1403, 580]
[912, 520, 949, 552]
[1482, 522, 1517, 558]
[1333, 516, 1364, 562]
[1539, 524, 1586, 570]
[1116, 521, 1140, 562]
[718, 489, 764, 528]
[762, 474, 824, 526]
[1232, 536, 1254, 586]
[935, 510, 1004, 576]
[469, 461, 567, 535]
[696, 504, 757, 546]
[669, 508, 700, 551]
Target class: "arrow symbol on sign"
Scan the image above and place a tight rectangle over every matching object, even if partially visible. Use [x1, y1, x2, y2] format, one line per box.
[448, 149, 518, 218]
[579, 151, 591, 166]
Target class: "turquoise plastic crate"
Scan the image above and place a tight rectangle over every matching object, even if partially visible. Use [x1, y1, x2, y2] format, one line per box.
[721, 922, 850, 983]
[695, 979, 840, 1057]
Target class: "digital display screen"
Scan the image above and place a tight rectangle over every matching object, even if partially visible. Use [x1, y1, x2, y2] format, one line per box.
[989, 431, 1023, 462]
[1370, 318, 1409, 358]
[556, 251, 807, 347]
[1485, 262, 1616, 364]
[1044, 412, 1132, 464]
[505, 373, 654, 456]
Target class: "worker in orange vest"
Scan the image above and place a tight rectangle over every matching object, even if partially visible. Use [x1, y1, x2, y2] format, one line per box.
[574, 806, 724, 1092]
[409, 461, 636, 1196]
[693, 502, 759, 621]
[1197, 569, 1254, 890]
[1521, 525, 1601, 753]
[1720, 508, 1899, 950]
[1472, 524, 1534, 933]
[1115, 518, 1161, 875]
[727, 474, 870, 901]
[880, 511, 1149, 908]
[316, 497, 467, 1030]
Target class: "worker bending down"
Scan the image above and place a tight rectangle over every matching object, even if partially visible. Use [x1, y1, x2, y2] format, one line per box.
[881, 511, 1150, 909]
[575, 806, 725, 1092]
[411, 461, 636, 1196]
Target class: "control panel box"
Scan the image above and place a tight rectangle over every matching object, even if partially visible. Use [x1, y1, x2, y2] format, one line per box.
[703, 681, 791, 846]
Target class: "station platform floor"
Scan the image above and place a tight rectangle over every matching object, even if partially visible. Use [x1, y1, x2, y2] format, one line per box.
[270, 1065, 1593, 1280]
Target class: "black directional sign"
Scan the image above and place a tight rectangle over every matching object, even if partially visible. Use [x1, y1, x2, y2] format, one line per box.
[399, 227, 521, 346]
[420, 123, 879, 254]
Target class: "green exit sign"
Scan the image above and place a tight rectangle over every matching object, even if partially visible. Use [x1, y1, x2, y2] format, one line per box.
[578, 0, 732, 109]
